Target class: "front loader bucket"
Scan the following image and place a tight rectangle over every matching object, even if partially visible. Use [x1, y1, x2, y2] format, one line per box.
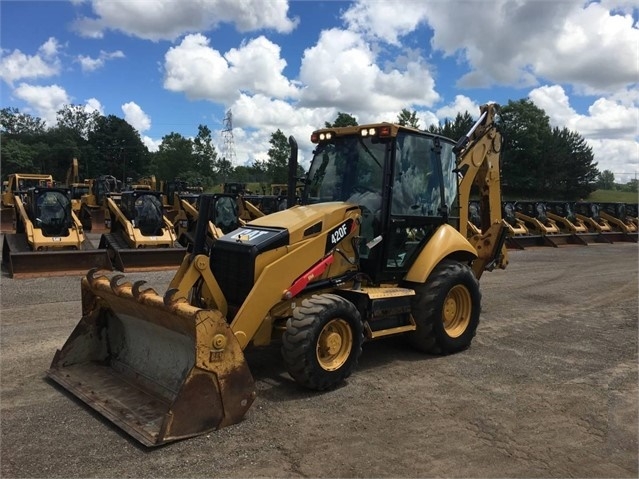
[47, 269, 256, 447]
[2, 234, 113, 279]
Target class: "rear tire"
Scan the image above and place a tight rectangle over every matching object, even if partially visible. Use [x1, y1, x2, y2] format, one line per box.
[282, 294, 364, 390]
[405, 259, 481, 355]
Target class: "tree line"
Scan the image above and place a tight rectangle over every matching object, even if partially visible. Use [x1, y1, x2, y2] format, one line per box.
[1, 99, 617, 199]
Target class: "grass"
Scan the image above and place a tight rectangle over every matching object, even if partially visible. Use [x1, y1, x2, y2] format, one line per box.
[587, 189, 638, 203]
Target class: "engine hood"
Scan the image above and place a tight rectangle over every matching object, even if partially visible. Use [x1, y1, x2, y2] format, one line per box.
[247, 202, 359, 244]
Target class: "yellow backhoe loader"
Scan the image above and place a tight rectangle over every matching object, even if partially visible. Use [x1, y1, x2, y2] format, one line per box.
[48, 104, 508, 446]
[1, 173, 54, 232]
[98, 189, 186, 272]
[1, 186, 112, 278]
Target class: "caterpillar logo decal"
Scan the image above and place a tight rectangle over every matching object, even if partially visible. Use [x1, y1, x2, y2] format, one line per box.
[325, 219, 355, 253]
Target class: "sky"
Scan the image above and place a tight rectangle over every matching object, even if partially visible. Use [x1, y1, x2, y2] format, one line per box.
[1, 0, 638, 183]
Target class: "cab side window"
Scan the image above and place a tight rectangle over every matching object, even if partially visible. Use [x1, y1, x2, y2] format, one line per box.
[391, 133, 440, 217]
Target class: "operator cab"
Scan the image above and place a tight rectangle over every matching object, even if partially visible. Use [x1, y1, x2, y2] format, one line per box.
[30, 187, 73, 237]
[92, 175, 121, 204]
[305, 124, 459, 283]
[120, 191, 165, 236]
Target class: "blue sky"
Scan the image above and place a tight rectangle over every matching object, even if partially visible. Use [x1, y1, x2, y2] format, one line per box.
[1, 0, 638, 182]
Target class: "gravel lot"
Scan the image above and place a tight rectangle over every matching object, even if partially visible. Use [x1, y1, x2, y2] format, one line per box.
[1, 241, 637, 478]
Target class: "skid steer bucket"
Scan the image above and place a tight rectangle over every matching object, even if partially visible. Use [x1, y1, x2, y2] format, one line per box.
[47, 269, 256, 447]
[99, 232, 188, 272]
[1, 206, 15, 233]
[1, 234, 113, 279]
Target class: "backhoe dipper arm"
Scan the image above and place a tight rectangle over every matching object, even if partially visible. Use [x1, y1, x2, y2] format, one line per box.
[454, 103, 508, 278]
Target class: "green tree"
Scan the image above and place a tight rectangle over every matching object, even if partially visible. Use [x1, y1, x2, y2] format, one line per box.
[427, 111, 475, 141]
[87, 115, 149, 181]
[39, 126, 83, 180]
[549, 127, 597, 198]
[324, 112, 358, 128]
[0, 139, 42, 174]
[624, 178, 638, 193]
[499, 99, 599, 199]
[56, 105, 100, 140]
[597, 170, 616, 190]
[397, 109, 420, 128]
[154, 132, 195, 182]
[216, 157, 234, 182]
[499, 99, 554, 197]
[267, 129, 290, 184]
[192, 124, 218, 185]
[0, 107, 46, 135]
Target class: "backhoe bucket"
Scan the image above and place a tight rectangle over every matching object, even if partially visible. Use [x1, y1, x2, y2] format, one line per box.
[47, 269, 256, 447]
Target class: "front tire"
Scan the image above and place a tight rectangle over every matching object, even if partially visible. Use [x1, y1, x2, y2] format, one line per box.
[281, 294, 364, 390]
[405, 259, 481, 355]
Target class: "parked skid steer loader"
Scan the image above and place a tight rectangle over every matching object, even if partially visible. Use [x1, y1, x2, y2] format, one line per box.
[174, 193, 265, 249]
[98, 189, 187, 272]
[48, 104, 508, 446]
[78, 175, 121, 233]
[1, 186, 112, 278]
[1, 173, 54, 232]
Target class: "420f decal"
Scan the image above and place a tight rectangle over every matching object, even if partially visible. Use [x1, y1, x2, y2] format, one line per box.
[325, 218, 355, 253]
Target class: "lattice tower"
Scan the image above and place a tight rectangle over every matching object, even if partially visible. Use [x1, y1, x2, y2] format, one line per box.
[221, 109, 237, 165]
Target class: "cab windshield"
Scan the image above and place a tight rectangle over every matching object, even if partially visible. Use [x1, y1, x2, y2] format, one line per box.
[36, 191, 71, 236]
[305, 136, 386, 208]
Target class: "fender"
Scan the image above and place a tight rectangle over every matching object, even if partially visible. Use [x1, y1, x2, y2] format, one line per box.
[405, 224, 477, 283]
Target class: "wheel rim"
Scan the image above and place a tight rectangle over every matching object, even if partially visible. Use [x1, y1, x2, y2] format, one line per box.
[316, 318, 353, 371]
[442, 284, 472, 338]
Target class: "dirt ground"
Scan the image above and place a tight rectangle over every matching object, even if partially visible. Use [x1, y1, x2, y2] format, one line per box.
[0, 241, 637, 478]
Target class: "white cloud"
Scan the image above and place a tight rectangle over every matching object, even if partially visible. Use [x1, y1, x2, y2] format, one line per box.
[77, 50, 124, 72]
[0, 37, 62, 85]
[343, 0, 428, 45]
[72, 0, 298, 41]
[142, 135, 162, 153]
[122, 101, 151, 132]
[85, 98, 104, 115]
[532, 3, 639, 94]
[227, 94, 330, 168]
[435, 96, 481, 123]
[529, 85, 639, 182]
[13, 83, 69, 125]
[298, 28, 439, 116]
[163, 34, 298, 103]
[342, 1, 638, 95]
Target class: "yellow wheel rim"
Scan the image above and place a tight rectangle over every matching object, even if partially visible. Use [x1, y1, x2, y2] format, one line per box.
[442, 284, 472, 338]
[316, 318, 352, 371]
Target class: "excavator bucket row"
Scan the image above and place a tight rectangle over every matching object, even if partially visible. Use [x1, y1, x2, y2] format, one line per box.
[494, 200, 638, 249]
[47, 269, 256, 447]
